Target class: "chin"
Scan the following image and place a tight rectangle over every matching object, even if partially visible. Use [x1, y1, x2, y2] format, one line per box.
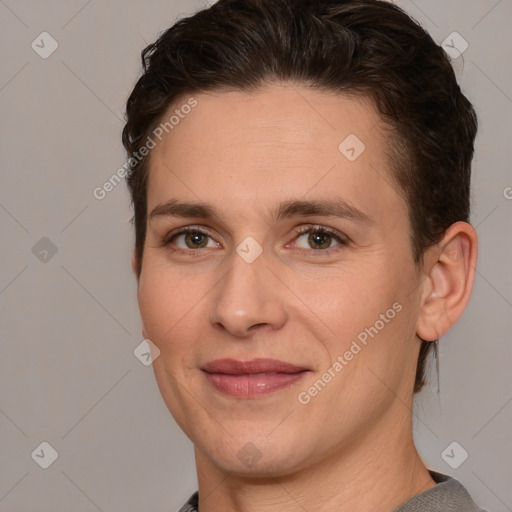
[196, 431, 312, 477]
[212, 451, 301, 477]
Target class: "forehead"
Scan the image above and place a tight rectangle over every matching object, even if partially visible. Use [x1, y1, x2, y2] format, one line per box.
[156, 83, 385, 160]
[146, 83, 405, 222]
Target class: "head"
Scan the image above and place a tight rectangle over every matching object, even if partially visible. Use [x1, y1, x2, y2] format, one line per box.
[123, 0, 477, 476]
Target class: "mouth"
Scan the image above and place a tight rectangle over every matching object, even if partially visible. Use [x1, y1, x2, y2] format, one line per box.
[201, 358, 310, 398]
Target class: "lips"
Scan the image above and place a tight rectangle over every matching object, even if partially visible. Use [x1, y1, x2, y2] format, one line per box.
[202, 358, 309, 398]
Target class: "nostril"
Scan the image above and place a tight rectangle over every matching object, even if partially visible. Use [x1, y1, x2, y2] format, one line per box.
[249, 323, 267, 330]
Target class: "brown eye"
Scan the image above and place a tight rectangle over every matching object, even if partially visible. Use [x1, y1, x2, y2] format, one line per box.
[307, 232, 332, 250]
[183, 232, 209, 248]
[168, 229, 218, 250]
[294, 227, 346, 252]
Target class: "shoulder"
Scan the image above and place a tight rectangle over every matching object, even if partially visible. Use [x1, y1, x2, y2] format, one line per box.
[393, 470, 487, 512]
[177, 491, 199, 512]
[178, 472, 487, 512]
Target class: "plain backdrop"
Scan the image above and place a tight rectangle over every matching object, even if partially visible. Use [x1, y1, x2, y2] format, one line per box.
[0, 0, 511, 511]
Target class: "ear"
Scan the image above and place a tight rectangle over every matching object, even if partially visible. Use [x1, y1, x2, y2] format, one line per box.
[416, 222, 478, 341]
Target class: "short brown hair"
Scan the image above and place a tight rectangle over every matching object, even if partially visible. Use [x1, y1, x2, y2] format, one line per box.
[122, 0, 478, 393]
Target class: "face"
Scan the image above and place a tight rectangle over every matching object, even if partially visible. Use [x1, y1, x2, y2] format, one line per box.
[136, 83, 425, 476]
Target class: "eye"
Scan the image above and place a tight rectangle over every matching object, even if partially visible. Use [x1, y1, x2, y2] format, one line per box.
[161, 224, 347, 256]
[164, 227, 219, 251]
[293, 225, 347, 252]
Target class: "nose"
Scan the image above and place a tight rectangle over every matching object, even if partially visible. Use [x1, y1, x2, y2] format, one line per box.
[208, 248, 288, 337]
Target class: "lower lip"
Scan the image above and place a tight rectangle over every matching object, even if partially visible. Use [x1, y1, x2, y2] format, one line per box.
[204, 371, 308, 398]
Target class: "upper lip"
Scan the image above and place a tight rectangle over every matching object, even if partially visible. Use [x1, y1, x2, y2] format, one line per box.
[202, 358, 309, 375]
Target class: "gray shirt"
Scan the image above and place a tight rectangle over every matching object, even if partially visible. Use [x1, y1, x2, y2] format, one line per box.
[178, 470, 487, 512]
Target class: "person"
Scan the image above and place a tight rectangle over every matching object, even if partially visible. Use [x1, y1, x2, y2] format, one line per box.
[122, 0, 486, 510]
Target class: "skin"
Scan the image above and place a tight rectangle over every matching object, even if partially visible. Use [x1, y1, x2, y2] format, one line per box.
[132, 83, 477, 512]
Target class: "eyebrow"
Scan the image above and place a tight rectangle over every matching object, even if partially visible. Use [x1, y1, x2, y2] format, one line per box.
[148, 198, 372, 224]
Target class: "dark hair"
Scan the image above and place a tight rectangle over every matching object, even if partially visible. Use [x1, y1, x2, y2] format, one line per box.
[122, 0, 477, 393]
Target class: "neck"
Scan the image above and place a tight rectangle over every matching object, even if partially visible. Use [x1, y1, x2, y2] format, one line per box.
[194, 401, 436, 512]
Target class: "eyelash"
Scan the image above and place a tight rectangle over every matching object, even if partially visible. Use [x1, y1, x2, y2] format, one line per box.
[161, 225, 349, 257]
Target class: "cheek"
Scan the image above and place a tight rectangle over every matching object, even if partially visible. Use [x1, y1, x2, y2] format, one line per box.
[293, 264, 398, 333]
[298, 262, 415, 376]
[137, 264, 201, 351]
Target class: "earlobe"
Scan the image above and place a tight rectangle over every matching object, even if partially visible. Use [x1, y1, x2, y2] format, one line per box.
[416, 222, 478, 341]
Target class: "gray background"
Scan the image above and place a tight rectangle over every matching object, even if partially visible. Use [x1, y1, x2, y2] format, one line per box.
[0, 0, 510, 511]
